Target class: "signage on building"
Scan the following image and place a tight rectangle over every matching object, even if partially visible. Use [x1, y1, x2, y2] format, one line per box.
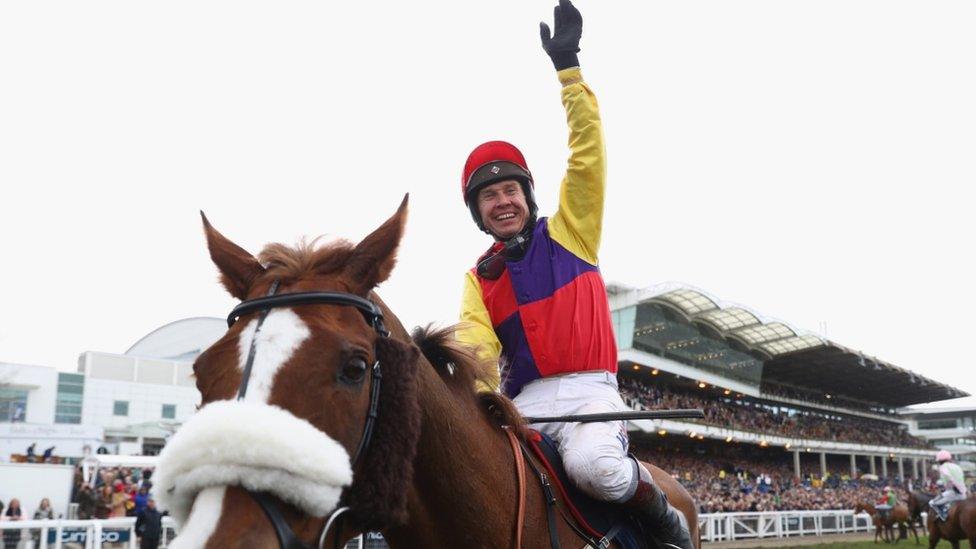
[47, 528, 130, 544]
[0, 423, 103, 439]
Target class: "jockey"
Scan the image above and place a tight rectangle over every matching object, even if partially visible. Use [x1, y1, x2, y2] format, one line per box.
[456, 2, 693, 548]
[929, 450, 969, 521]
[875, 486, 895, 519]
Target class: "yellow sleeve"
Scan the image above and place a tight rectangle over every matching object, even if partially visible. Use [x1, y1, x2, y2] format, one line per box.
[547, 67, 606, 266]
[457, 271, 502, 393]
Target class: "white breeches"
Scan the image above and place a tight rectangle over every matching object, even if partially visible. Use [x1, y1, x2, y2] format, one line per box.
[514, 371, 639, 503]
[931, 488, 967, 507]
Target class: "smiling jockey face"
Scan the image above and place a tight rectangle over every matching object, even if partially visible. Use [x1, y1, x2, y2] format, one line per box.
[476, 179, 531, 240]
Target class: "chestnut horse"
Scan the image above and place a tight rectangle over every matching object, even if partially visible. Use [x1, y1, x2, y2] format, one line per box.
[855, 501, 915, 544]
[155, 196, 700, 548]
[925, 495, 976, 549]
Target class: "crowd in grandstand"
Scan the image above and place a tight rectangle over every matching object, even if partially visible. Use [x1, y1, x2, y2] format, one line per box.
[759, 383, 893, 415]
[619, 378, 932, 449]
[632, 443, 947, 513]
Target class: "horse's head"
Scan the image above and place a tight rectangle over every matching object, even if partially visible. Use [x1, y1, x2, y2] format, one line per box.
[155, 196, 422, 548]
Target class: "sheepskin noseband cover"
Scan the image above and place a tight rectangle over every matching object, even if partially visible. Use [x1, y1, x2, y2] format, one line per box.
[154, 400, 353, 525]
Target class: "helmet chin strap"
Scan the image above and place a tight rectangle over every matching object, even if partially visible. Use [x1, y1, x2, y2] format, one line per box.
[477, 216, 536, 280]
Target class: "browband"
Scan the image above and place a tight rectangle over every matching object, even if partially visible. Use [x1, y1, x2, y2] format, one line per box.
[227, 291, 388, 336]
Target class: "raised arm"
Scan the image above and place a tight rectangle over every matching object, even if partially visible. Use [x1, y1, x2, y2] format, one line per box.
[542, 0, 606, 266]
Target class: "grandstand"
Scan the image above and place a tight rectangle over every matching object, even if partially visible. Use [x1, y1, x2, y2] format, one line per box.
[608, 284, 969, 513]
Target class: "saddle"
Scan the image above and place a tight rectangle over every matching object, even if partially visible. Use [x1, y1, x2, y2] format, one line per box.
[523, 430, 647, 549]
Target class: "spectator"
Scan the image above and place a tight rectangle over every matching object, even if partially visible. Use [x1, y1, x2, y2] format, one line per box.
[95, 486, 112, 519]
[133, 486, 150, 517]
[135, 498, 163, 549]
[77, 484, 98, 520]
[2, 498, 24, 547]
[110, 481, 128, 517]
[33, 498, 55, 520]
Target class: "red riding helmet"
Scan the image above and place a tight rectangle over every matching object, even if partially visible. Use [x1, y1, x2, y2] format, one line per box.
[461, 141, 538, 232]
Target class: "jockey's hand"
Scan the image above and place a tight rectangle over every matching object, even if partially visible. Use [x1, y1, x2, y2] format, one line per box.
[539, 0, 582, 71]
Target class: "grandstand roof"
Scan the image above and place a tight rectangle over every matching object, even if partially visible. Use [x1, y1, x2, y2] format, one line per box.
[763, 342, 966, 408]
[125, 317, 226, 361]
[610, 285, 968, 408]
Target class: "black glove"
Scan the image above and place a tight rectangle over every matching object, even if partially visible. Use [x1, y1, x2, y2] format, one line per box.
[539, 0, 582, 71]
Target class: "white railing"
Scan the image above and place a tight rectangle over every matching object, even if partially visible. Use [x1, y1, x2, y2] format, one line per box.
[0, 517, 177, 549]
[698, 510, 874, 543]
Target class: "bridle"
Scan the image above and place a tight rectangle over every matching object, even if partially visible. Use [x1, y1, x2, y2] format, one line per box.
[226, 280, 388, 549]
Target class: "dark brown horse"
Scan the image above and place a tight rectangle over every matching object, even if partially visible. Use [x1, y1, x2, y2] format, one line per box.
[856, 501, 915, 544]
[156, 196, 700, 548]
[926, 495, 976, 549]
[907, 491, 932, 540]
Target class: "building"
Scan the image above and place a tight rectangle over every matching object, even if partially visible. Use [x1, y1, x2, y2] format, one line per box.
[902, 401, 976, 470]
[608, 283, 968, 482]
[0, 362, 104, 459]
[0, 317, 225, 459]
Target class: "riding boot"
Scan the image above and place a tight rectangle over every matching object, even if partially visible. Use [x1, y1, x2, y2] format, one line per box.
[622, 480, 694, 549]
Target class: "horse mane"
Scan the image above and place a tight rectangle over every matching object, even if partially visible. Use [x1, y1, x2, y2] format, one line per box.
[258, 238, 356, 281]
[411, 324, 528, 438]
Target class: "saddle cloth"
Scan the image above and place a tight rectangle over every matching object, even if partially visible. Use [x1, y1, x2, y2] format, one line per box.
[528, 430, 647, 549]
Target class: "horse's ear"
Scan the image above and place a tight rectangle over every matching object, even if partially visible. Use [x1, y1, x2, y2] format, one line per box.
[200, 212, 265, 300]
[345, 194, 408, 293]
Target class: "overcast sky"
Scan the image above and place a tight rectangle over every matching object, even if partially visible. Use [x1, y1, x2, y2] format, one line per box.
[1, 1, 973, 401]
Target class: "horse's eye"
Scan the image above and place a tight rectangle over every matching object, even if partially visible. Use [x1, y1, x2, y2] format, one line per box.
[339, 357, 368, 385]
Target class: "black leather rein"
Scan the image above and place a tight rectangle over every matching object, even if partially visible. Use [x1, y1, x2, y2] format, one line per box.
[226, 282, 389, 549]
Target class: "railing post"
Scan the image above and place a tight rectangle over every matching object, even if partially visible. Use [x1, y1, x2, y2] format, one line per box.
[41, 525, 50, 549]
[93, 521, 103, 549]
[54, 521, 64, 549]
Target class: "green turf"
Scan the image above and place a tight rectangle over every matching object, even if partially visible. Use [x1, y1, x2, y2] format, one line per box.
[762, 535, 971, 548]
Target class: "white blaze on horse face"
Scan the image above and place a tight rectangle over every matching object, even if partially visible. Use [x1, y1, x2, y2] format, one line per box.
[169, 486, 226, 549]
[237, 309, 311, 404]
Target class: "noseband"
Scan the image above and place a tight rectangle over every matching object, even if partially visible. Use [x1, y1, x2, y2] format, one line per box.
[227, 280, 388, 549]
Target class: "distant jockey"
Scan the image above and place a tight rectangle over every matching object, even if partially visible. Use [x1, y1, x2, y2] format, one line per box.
[456, 2, 692, 548]
[929, 450, 969, 522]
[875, 486, 896, 520]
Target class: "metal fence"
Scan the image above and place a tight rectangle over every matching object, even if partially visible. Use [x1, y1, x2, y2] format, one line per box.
[0, 511, 881, 548]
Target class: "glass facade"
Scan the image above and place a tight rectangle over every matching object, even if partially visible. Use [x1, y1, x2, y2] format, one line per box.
[55, 372, 84, 424]
[0, 387, 29, 422]
[611, 306, 636, 350]
[918, 418, 959, 430]
[627, 302, 764, 386]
